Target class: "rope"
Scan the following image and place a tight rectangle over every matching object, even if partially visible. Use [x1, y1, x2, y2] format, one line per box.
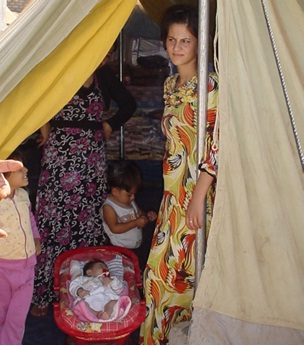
[261, 0, 304, 171]
[212, 8, 219, 151]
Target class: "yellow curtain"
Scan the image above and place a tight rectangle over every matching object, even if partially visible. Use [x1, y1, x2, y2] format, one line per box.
[0, 0, 101, 102]
[0, 0, 136, 158]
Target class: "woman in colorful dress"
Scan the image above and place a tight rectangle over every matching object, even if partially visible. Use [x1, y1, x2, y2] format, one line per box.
[140, 5, 219, 344]
[30, 49, 136, 316]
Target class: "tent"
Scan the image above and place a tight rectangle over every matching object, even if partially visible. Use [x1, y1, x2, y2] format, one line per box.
[0, 0, 303, 344]
[188, 0, 303, 344]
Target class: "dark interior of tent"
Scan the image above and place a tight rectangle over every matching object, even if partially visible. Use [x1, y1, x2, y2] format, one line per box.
[4, 0, 219, 344]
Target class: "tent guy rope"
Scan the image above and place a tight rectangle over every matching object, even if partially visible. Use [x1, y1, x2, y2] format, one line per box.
[261, 0, 304, 171]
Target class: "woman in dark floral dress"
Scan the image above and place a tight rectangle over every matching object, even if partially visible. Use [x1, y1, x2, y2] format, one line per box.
[31, 60, 136, 316]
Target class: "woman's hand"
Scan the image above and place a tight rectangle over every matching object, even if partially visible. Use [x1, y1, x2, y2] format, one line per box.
[37, 123, 50, 147]
[35, 238, 41, 255]
[186, 171, 214, 230]
[102, 122, 112, 141]
[0, 229, 8, 238]
[147, 210, 158, 222]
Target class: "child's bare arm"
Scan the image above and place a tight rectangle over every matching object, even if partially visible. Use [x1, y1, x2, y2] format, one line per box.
[103, 204, 148, 234]
[34, 238, 41, 255]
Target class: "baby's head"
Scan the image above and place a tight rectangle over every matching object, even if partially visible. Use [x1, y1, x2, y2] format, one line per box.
[83, 260, 109, 277]
[107, 160, 143, 205]
[107, 160, 143, 192]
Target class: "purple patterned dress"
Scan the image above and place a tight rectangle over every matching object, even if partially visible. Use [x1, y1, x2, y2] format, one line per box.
[32, 76, 109, 308]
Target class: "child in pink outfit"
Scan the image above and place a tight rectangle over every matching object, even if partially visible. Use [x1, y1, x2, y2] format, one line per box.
[0, 151, 41, 345]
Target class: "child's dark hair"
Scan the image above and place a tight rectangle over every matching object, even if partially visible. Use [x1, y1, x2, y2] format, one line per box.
[107, 160, 143, 193]
[161, 4, 198, 49]
[4, 149, 26, 178]
[83, 259, 107, 276]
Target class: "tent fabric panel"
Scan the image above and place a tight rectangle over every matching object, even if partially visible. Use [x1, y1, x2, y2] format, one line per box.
[192, 0, 303, 333]
[0, 0, 101, 102]
[0, 0, 136, 158]
[188, 309, 304, 345]
[263, 0, 304, 158]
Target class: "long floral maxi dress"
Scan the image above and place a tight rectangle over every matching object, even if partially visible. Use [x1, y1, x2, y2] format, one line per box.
[140, 73, 219, 344]
[32, 76, 109, 308]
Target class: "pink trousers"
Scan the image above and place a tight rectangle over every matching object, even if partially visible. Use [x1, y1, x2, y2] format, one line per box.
[0, 265, 34, 345]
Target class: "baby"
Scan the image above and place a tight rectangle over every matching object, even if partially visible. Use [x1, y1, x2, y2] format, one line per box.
[69, 259, 126, 320]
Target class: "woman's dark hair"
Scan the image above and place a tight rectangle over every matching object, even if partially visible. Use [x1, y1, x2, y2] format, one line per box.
[161, 4, 198, 49]
[107, 160, 143, 193]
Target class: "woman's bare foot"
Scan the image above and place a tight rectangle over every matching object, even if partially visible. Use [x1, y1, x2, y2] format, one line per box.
[30, 304, 49, 317]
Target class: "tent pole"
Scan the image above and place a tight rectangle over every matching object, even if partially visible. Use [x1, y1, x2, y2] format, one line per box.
[119, 31, 125, 160]
[195, 0, 210, 291]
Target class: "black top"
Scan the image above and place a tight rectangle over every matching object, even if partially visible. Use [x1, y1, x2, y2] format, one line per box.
[95, 65, 137, 132]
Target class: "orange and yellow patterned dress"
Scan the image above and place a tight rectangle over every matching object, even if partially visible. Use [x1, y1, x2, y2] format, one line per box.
[140, 73, 219, 345]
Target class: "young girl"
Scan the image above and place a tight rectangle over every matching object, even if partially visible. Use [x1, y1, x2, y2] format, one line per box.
[100, 160, 157, 270]
[140, 4, 219, 344]
[0, 150, 41, 345]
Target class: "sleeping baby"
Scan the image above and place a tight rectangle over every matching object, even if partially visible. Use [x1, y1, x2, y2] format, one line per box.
[69, 259, 131, 322]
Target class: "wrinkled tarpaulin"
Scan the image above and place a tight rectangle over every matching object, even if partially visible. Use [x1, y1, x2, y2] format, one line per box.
[189, 0, 303, 344]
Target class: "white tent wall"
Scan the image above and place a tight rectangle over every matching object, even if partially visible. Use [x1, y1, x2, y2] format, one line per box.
[0, 0, 7, 30]
[0, 0, 101, 102]
[189, 0, 303, 344]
